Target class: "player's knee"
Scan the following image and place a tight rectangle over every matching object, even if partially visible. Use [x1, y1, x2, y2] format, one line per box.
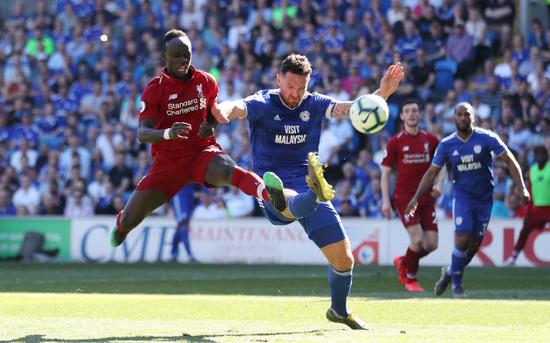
[207, 155, 236, 184]
[410, 236, 423, 249]
[425, 241, 438, 252]
[333, 253, 354, 271]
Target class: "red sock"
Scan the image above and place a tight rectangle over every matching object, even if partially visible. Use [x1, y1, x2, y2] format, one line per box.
[116, 210, 130, 232]
[231, 166, 269, 202]
[513, 229, 531, 257]
[404, 247, 421, 280]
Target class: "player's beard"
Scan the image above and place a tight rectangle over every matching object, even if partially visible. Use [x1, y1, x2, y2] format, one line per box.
[280, 93, 300, 109]
[456, 122, 471, 134]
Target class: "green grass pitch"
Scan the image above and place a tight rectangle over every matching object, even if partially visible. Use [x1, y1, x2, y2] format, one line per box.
[0, 263, 549, 342]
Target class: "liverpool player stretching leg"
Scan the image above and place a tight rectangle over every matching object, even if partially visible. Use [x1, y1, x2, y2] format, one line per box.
[110, 30, 289, 247]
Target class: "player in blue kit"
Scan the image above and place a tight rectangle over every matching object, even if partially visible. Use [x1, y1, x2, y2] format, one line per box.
[211, 54, 404, 329]
[405, 102, 529, 298]
[170, 184, 199, 263]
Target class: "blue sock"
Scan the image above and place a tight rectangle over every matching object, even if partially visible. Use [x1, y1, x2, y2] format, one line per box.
[287, 189, 319, 218]
[450, 246, 467, 289]
[180, 226, 194, 259]
[327, 265, 352, 317]
[171, 229, 181, 258]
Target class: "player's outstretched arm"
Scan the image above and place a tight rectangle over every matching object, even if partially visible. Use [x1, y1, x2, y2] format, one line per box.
[216, 100, 248, 120]
[499, 147, 530, 205]
[381, 166, 393, 220]
[198, 101, 246, 139]
[405, 165, 441, 217]
[374, 62, 404, 100]
[329, 62, 404, 120]
[137, 118, 192, 144]
[210, 102, 230, 123]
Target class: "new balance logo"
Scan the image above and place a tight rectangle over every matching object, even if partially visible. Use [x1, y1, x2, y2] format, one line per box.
[168, 93, 178, 100]
[274, 114, 281, 121]
[452, 150, 459, 156]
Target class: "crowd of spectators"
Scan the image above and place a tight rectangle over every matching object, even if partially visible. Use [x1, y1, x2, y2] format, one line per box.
[0, 0, 549, 220]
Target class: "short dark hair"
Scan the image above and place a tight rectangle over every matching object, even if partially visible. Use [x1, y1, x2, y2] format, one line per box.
[281, 54, 312, 77]
[400, 99, 421, 114]
[163, 29, 187, 51]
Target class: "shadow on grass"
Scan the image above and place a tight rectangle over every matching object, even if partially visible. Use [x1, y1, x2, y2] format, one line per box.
[1, 263, 549, 300]
[1, 329, 329, 343]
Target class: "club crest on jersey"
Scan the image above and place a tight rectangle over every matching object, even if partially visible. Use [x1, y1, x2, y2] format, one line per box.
[424, 142, 429, 152]
[299, 111, 310, 122]
[474, 145, 482, 154]
[456, 216, 463, 226]
[196, 84, 204, 98]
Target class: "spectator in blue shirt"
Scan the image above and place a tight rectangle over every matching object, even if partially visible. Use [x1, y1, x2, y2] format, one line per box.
[0, 188, 16, 216]
[395, 20, 423, 62]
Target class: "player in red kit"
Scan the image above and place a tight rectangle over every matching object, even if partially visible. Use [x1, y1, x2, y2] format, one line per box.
[381, 99, 446, 292]
[110, 30, 286, 247]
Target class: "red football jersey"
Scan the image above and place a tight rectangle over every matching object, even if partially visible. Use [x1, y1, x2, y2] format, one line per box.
[381, 129, 439, 198]
[139, 66, 218, 155]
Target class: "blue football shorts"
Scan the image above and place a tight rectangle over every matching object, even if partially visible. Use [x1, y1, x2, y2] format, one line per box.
[452, 197, 493, 239]
[170, 186, 196, 223]
[258, 199, 347, 248]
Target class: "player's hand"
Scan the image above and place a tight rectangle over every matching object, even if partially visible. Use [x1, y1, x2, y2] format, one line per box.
[198, 121, 217, 139]
[377, 62, 404, 99]
[211, 103, 230, 123]
[519, 187, 530, 206]
[430, 185, 442, 198]
[405, 198, 418, 218]
[381, 199, 392, 220]
[170, 121, 192, 140]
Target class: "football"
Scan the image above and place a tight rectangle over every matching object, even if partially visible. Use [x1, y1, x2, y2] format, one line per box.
[349, 94, 389, 134]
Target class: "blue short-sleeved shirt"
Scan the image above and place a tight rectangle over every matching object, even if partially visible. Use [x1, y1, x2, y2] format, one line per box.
[243, 89, 335, 193]
[432, 127, 506, 201]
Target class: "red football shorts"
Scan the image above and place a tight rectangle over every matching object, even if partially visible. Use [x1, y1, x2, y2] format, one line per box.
[135, 144, 226, 200]
[522, 204, 550, 231]
[393, 193, 438, 232]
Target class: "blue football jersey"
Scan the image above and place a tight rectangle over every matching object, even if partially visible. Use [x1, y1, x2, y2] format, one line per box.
[432, 127, 506, 201]
[243, 89, 336, 192]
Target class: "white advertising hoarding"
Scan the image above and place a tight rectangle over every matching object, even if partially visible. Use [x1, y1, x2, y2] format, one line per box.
[70, 217, 550, 266]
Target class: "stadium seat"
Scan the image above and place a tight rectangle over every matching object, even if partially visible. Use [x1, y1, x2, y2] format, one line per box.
[434, 59, 458, 97]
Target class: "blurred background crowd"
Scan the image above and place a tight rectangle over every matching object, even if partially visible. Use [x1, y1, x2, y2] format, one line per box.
[0, 0, 549, 220]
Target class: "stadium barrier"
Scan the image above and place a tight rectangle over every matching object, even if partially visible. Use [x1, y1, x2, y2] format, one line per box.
[1, 217, 548, 266]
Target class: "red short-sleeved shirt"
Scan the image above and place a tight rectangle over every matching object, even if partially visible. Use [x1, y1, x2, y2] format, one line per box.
[382, 129, 440, 201]
[139, 65, 219, 156]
